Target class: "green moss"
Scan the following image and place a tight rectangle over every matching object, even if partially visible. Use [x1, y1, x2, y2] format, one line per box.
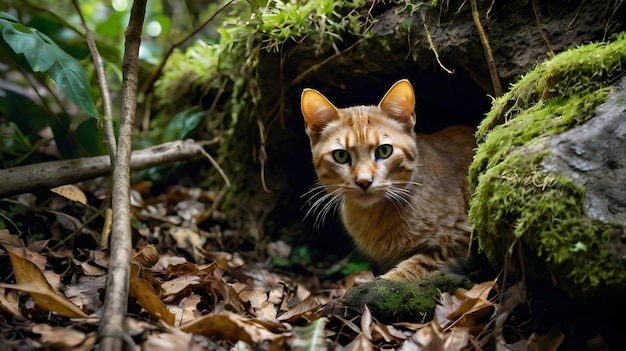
[469, 32, 626, 299]
[343, 272, 473, 323]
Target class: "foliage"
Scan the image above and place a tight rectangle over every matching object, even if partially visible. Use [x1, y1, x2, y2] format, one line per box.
[469, 31, 626, 298]
[153, 0, 385, 194]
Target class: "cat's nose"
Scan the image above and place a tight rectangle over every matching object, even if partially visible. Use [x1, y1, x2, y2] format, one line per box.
[355, 178, 372, 190]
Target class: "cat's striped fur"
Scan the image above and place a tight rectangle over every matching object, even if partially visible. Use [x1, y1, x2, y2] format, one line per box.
[301, 79, 475, 281]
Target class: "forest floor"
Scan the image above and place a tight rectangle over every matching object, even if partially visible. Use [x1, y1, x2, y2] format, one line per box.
[0, 177, 614, 350]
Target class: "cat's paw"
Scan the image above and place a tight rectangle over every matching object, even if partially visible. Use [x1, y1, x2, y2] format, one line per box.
[343, 272, 472, 324]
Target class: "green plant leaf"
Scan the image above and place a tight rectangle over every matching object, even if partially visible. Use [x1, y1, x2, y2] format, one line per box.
[162, 107, 205, 142]
[0, 12, 98, 118]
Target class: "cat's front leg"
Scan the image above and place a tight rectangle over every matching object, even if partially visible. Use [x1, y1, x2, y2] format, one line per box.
[381, 253, 445, 282]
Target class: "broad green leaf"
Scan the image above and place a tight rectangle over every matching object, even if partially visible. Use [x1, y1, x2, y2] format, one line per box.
[0, 12, 98, 118]
[75, 118, 108, 157]
[162, 108, 205, 142]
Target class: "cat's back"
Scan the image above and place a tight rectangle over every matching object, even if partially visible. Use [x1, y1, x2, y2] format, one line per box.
[417, 125, 475, 175]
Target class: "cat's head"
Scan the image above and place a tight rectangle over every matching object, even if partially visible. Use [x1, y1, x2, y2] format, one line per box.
[301, 79, 418, 209]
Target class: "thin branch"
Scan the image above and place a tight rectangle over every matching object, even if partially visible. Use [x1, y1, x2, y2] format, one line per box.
[72, 0, 117, 161]
[422, 12, 454, 74]
[98, 0, 147, 350]
[140, 0, 235, 95]
[532, 0, 555, 58]
[470, 0, 503, 97]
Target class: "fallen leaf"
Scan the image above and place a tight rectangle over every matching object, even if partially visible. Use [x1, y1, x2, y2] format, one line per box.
[240, 289, 277, 319]
[2, 250, 89, 317]
[32, 323, 91, 348]
[0, 287, 26, 321]
[50, 185, 87, 206]
[336, 333, 374, 351]
[133, 245, 160, 268]
[144, 327, 193, 351]
[278, 295, 322, 323]
[180, 311, 284, 350]
[129, 265, 176, 326]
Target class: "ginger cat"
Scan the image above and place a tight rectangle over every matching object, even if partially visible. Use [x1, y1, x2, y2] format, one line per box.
[301, 79, 475, 281]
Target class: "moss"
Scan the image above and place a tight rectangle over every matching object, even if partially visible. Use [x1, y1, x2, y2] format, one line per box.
[343, 272, 473, 323]
[469, 32, 626, 299]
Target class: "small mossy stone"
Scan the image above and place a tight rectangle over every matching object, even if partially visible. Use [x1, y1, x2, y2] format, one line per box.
[343, 272, 473, 324]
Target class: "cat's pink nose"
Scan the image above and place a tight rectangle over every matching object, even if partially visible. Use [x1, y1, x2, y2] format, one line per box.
[355, 178, 372, 190]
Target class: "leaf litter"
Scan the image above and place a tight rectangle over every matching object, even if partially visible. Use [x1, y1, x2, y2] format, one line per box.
[0, 181, 577, 350]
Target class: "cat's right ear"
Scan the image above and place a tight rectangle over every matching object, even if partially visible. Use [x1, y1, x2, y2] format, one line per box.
[301, 89, 338, 139]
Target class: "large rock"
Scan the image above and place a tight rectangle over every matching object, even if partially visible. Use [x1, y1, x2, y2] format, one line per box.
[469, 33, 626, 300]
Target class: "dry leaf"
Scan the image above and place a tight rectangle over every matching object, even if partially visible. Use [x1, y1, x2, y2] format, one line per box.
[129, 265, 176, 326]
[133, 245, 160, 268]
[0, 287, 26, 321]
[336, 333, 375, 351]
[32, 324, 90, 348]
[240, 289, 277, 320]
[50, 185, 87, 205]
[180, 311, 284, 350]
[278, 295, 322, 323]
[3, 252, 88, 317]
[361, 305, 373, 340]
[144, 327, 193, 351]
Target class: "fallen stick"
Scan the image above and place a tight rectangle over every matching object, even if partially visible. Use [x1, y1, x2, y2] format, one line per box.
[0, 139, 205, 198]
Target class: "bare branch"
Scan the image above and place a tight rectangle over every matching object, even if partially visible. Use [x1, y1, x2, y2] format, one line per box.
[470, 0, 503, 97]
[98, 0, 147, 350]
[0, 140, 210, 198]
[72, 0, 117, 161]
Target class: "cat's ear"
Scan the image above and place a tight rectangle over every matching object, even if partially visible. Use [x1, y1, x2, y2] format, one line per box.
[378, 79, 416, 128]
[301, 88, 338, 137]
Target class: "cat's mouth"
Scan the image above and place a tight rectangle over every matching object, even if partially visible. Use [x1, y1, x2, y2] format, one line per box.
[353, 191, 383, 206]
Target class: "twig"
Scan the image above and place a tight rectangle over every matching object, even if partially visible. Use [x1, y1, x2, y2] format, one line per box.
[532, 0, 555, 58]
[140, 0, 235, 95]
[98, 0, 147, 350]
[72, 0, 117, 161]
[422, 12, 454, 74]
[470, 0, 503, 97]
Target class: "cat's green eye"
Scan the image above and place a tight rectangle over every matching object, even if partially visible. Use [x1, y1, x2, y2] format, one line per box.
[332, 149, 351, 164]
[375, 144, 393, 160]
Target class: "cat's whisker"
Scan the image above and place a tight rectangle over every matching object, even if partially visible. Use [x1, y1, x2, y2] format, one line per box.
[313, 192, 344, 228]
[302, 186, 344, 227]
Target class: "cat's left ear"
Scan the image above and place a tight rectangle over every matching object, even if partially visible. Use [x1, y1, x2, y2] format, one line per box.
[378, 79, 416, 128]
[301, 88, 338, 138]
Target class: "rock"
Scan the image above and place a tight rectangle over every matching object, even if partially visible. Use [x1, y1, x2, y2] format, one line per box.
[343, 272, 472, 324]
[469, 32, 626, 300]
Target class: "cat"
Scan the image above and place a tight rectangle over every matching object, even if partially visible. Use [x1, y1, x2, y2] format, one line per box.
[300, 79, 475, 282]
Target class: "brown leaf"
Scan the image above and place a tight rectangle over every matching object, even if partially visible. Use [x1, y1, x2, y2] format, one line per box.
[129, 265, 176, 326]
[361, 305, 373, 340]
[336, 333, 375, 351]
[278, 294, 322, 323]
[2, 252, 89, 317]
[180, 311, 284, 350]
[50, 185, 87, 205]
[240, 289, 277, 320]
[0, 287, 26, 321]
[31, 323, 92, 349]
[133, 245, 160, 268]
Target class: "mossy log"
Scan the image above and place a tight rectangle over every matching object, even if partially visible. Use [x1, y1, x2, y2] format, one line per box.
[469, 33, 626, 300]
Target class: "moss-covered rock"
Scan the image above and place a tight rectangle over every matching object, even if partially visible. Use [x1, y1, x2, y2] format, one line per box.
[469, 32, 626, 300]
[343, 272, 472, 324]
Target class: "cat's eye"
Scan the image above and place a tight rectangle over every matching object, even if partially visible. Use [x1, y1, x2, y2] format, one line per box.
[375, 144, 393, 160]
[332, 149, 351, 164]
